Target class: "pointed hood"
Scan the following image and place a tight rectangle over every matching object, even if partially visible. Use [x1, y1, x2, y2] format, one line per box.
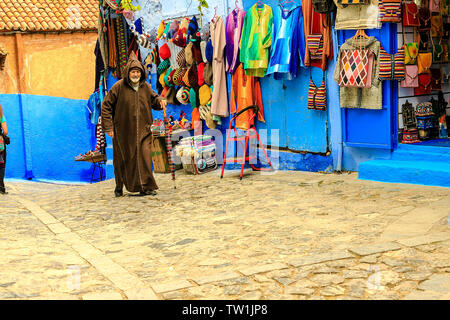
[124, 55, 147, 88]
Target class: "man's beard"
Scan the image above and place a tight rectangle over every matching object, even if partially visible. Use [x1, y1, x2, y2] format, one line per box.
[130, 77, 140, 84]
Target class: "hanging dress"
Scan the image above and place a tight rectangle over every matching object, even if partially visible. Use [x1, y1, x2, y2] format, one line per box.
[210, 16, 229, 118]
[225, 8, 246, 74]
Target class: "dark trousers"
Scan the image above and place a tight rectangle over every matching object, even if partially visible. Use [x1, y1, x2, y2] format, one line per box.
[0, 149, 6, 192]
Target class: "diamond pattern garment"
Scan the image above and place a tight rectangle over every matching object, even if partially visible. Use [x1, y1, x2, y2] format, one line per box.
[338, 49, 370, 88]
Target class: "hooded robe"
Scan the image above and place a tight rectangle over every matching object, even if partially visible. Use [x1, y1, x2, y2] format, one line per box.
[101, 57, 163, 192]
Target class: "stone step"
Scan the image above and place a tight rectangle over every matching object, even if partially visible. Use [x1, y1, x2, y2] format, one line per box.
[391, 149, 450, 162]
[358, 159, 450, 188]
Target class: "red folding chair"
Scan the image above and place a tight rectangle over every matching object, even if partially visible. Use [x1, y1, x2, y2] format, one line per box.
[220, 105, 273, 180]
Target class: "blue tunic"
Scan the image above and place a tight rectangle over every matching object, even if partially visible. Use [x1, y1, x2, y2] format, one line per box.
[266, 3, 305, 80]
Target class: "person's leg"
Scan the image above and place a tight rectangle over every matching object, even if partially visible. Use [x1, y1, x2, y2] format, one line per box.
[0, 149, 6, 194]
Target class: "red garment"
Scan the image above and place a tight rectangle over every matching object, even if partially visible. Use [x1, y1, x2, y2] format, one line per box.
[230, 64, 265, 130]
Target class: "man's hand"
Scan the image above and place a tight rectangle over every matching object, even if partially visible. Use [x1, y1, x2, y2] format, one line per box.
[160, 99, 168, 111]
[107, 131, 114, 138]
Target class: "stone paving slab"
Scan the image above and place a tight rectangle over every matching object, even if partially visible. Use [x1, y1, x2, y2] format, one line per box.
[193, 272, 242, 286]
[348, 242, 402, 256]
[417, 274, 450, 294]
[396, 232, 450, 247]
[151, 280, 194, 294]
[124, 288, 159, 300]
[288, 251, 355, 267]
[238, 263, 289, 276]
[82, 292, 123, 300]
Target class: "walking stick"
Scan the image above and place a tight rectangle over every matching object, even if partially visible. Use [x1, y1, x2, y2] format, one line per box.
[163, 107, 176, 189]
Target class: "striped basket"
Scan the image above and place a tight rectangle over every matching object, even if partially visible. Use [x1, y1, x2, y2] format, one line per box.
[378, 45, 405, 81]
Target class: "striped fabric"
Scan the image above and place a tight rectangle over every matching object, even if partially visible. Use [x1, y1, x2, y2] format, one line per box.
[308, 77, 326, 111]
[378, 45, 405, 81]
[95, 117, 106, 152]
[379, 0, 402, 23]
[306, 34, 323, 61]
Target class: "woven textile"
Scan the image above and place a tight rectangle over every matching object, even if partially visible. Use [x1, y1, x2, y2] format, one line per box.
[306, 34, 323, 61]
[378, 45, 405, 81]
[337, 0, 368, 3]
[338, 49, 370, 87]
[379, 0, 402, 23]
[308, 77, 326, 111]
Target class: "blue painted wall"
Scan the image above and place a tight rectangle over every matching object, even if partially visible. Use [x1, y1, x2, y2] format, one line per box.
[0, 93, 100, 183]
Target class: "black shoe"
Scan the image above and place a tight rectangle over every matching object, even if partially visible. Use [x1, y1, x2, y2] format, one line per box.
[114, 189, 123, 197]
[139, 190, 157, 196]
[0, 189, 7, 195]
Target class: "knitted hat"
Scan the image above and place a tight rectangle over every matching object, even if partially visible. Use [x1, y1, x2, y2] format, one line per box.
[185, 42, 194, 65]
[138, 34, 152, 49]
[159, 43, 171, 60]
[180, 18, 190, 30]
[176, 86, 190, 105]
[172, 28, 186, 48]
[173, 68, 186, 86]
[190, 87, 198, 108]
[156, 21, 166, 40]
[169, 20, 179, 39]
[191, 107, 201, 129]
[182, 66, 192, 87]
[190, 31, 201, 44]
[200, 41, 208, 63]
[176, 49, 187, 68]
[205, 40, 213, 63]
[134, 17, 143, 35]
[163, 22, 171, 39]
[167, 68, 177, 86]
[197, 62, 205, 86]
[164, 67, 174, 87]
[203, 62, 213, 86]
[157, 59, 170, 74]
[187, 16, 199, 40]
[187, 65, 198, 88]
[192, 42, 203, 64]
[199, 84, 212, 106]
[159, 69, 168, 87]
[149, 47, 157, 64]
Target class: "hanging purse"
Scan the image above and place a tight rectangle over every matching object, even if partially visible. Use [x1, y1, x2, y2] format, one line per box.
[418, 31, 429, 51]
[403, 2, 420, 27]
[379, 0, 402, 23]
[431, 68, 442, 91]
[417, 52, 432, 74]
[443, 22, 450, 40]
[442, 65, 450, 83]
[337, 0, 369, 4]
[307, 34, 324, 61]
[414, 73, 432, 95]
[429, 0, 441, 13]
[418, 8, 431, 32]
[443, 44, 450, 62]
[308, 71, 327, 111]
[306, 13, 324, 61]
[404, 43, 419, 64]
[378, 45, 405, 81]
[401, 65, 419, 87]
[431, 36, 444, 63]
[431, 15, 443, 38]
[312, 0, 336, 14]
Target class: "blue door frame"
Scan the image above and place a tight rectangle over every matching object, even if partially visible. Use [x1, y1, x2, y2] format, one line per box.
[338, 23, 398, 151]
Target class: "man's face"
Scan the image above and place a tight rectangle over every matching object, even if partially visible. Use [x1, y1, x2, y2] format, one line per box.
[129, 69, 141, 83]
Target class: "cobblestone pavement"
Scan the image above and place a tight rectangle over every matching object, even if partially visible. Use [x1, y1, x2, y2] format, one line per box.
[1, 169, 449, 300]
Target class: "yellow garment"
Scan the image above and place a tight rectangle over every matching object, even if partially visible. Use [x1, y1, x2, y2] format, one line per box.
[180, 18, 190, 30]
[199, 84, 212, 105]
[157, 21, 166, 40]
[121, 0, 140, 11]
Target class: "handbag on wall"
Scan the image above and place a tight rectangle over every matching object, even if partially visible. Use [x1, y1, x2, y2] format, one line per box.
[378, 45, 405, 81]
[418, 8, 431, 32]
[401, 65, 419, 87]
[417, 52, 432, 74]
[418, 31, 429, 51]
[431, 68, 442, 91]
[379, 0, 402, 23]
[337, 0, 369, 4]
[431, 15, 443, 38]
[306, 12, 324, 61]
[414, 73, 432, 95]
[433, 44, 443, 63]
[443, 44, 450, 62]
[404, 42, 419, 64]
[403, 2, 420, 27]
[312, 0, 336, 14]
[443, 21, 450, 40]
[429, 0, 441, 13]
